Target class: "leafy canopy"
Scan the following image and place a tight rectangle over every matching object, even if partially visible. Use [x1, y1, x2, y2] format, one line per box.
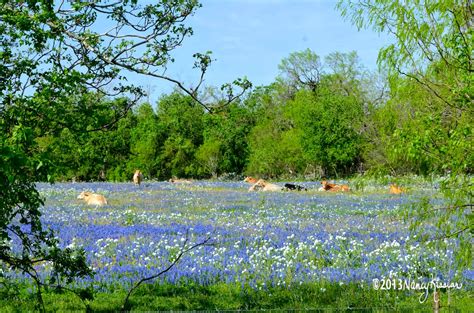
[0, 0, 250, 310]
[337, 0, 473, 267]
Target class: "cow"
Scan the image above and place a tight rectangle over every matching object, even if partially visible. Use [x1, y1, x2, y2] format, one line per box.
[244, 176, 259, 184]
[169, 177, 192, 184]
[321, 180, 350, 192]
[133, 170, 143, 186]
[77, 191, 108, 206]
[249, 179, 284, 192]
[284, 183, 307, 191]
[389, 184, 405, 194]
[244, 176, 260, 191]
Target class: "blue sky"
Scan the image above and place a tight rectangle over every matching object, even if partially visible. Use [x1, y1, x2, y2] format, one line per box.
[138, 0, 391, 104]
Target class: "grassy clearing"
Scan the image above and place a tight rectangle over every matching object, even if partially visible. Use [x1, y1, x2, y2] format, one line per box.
[1, 281, 472, 312]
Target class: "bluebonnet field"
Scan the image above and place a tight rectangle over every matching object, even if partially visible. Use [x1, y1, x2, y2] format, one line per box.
[7, 181, 473, 292]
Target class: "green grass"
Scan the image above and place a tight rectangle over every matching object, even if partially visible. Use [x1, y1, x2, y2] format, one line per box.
[1, 281, 472, 312]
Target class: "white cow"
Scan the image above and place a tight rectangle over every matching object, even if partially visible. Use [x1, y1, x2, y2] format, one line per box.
[133, 170, 143, 186]
[77, 191, 108, 206]
[249, 179, 284, 192]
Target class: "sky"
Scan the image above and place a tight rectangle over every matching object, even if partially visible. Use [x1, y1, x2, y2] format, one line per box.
[136, 0, 391, 104]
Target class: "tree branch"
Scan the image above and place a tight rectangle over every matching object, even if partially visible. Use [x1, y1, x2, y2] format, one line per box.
[122, 233, 213, 310]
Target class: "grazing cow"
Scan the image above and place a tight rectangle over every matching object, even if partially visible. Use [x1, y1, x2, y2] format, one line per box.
[389, 184, 405, 194]
[169, 177, 192, 184]
[133, 170, 143, 186]
[321, 180, 350, 192]
[249, 179, 284, 192]
[77, 191, 108, 206]
[284, 183, 307, 191]
[244, 176, 259, 184]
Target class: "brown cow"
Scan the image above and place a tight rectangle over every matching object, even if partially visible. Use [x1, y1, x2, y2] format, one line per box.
[389, 184, 405, 194]
[244, 176, 259, 184]
[77, 191, 108, 206]
[321, 180, 350, 192]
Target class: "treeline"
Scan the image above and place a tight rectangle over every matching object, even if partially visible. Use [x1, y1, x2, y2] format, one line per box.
[39, 49, 472, 182]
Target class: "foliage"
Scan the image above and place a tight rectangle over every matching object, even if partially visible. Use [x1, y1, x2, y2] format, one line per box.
[201, 103, 256, 176]
[277, 48, 323, 92]
[2, 281, 473, 312]
[130, 103, 160, 179]
[156, 93, 204, 178]
[0, 126, 93, 310]
[246, 83, 303, 178]
[2, 0, 473, 310]
[196, 140, 222, 178]
[337, 0, 473, 268]
[0, 0, 250, 310]
[338, 0, 473, 110]
[24, 45, 472, 184]
[247, 51, 367, 178]
[337, 0, 473, 176]
[287, 85, 364, 177]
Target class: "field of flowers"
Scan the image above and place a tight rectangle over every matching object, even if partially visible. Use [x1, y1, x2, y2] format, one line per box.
[7, 180, 472, 299]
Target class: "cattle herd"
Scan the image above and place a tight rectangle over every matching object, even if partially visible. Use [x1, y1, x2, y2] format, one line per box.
[76, 172, 406, 206]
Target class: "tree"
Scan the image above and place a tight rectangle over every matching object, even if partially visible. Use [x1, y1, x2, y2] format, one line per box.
[277, 48, 323, 94]
[130, 103, 160, 178]
[156, 92, 204, 178]
[247, 51, 368, 178]
[43, 97, 136, 181]
[337, 0, 473, 111]
[325, 51, 364, 97]
[287, 86, 364, 177]
[196, 140, 222, 178]
[0, 1, 249, 309]
[246, 83, 306, 178]
[247, 121, 305, 178]
[105, 110, 137, 181]
[337, 0, 473, 267]
[200, 102, 256, 177]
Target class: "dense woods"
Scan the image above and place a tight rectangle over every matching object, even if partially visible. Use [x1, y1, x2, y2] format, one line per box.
[39, 48, 472, 181]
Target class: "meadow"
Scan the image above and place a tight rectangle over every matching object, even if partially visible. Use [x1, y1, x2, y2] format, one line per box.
[2, 179, 472, 311]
